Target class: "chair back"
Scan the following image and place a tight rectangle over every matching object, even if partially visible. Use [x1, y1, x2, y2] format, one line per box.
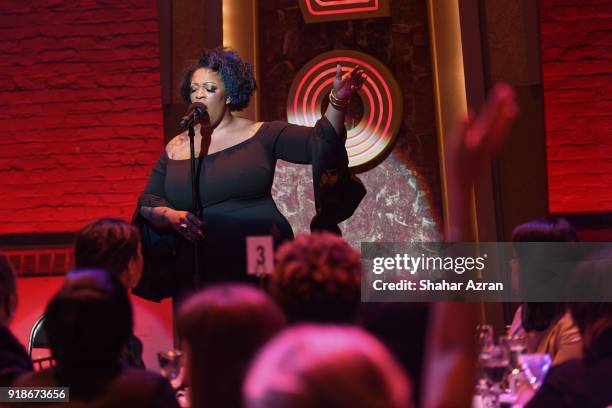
[28, 314, 55, 369]
[28, 314, 50, 354]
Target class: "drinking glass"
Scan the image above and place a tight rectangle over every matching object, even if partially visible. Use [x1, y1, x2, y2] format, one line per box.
[477, 324, 494, 350]
[479, 345, 510, 407]
[475, 324, 495, 400]
[500, 334, 527, 368]
[500, 334, 528, 398]
[158, 349, 184, 389]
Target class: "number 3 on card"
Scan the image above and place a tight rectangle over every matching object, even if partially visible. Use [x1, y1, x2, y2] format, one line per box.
[246, 236, 274, 276]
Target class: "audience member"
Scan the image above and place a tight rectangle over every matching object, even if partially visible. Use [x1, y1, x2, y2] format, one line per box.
[75, 217, 143, 289]
[507, 217, 583, 365]
[177, 284, 286, 408]
[526, 251, 612, 407]
[0, 254, 33, 386]
[14, 269, 179, 408]
[422, 83, 518, 408]
[270, 232, 360, 323]
[244, 324, 413, 408]
[75, 217, 145, 368]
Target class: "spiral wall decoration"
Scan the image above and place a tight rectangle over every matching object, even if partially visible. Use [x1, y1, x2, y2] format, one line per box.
[287, 50, 403, 173]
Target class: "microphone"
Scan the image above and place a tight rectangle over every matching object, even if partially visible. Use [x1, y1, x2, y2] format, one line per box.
[179, 102, 207, 129]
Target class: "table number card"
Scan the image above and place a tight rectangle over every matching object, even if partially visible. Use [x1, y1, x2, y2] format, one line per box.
[246, 236, 274, 276]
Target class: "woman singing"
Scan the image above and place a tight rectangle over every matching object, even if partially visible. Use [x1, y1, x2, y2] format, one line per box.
[135, 47, 365, 301]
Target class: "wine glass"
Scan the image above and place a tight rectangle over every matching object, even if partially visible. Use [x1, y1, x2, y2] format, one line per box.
[158, 349, 184, 389]
[479, 345, 510, 407]
[500, 334, 527, 368]
[477, 324, 494, 350]
[500, 334, 528, 398]
[475, 324, 494, 399]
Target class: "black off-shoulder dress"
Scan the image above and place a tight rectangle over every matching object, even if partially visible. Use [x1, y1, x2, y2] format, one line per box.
[134, 117, 365, 301]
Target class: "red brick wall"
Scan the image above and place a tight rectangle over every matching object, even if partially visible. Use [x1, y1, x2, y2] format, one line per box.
[541, 0, 612, 214]
[0, 0, 162, 234]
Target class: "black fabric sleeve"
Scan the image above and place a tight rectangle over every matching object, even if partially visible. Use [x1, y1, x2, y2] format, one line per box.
[525, 363, 580, 408]
[525, 381, 571, 408]
[270, 117, 366, 234]
[138, 152, 173, 209]
[131, 153, 181, 303]
[271, 121, 316, 164]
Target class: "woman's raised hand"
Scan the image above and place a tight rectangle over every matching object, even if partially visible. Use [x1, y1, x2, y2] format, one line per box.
[332, 64, 367, 100]
[446, 83, 518, 185]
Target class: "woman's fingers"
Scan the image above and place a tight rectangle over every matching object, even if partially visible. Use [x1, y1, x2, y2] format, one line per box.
[187, 214, 205, 239]
[349, 67, 366, 91]
[178, 213, 205, 241]
[176, 221, 195, 242]
[187, 213, 204, 229]
[354, 73, 367, 90]
[333, 65, 367, 97]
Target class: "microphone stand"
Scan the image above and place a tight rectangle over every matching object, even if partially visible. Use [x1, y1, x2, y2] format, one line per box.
[188, 125, 201, 287]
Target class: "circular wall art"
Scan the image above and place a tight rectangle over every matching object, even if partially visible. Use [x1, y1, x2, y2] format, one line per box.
[287, 50, 403, 173]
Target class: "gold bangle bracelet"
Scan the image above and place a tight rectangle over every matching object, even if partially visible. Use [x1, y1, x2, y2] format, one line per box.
[330, 89, 350, 104]
[329, 90, 350, 111]
[329, 98, 349, 111]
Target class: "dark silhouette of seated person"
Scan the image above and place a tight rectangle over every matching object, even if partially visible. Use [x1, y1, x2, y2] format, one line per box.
[14, 269, 179, 408]
[74, 217, 145, 368]
[0, 254, 33, 386]
[526, 250, 612, 408]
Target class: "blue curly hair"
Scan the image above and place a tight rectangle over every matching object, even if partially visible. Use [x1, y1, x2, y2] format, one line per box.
[180, 47, 256, 112]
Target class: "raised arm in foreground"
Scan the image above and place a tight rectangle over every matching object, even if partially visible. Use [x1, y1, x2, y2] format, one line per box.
[422, 84, 518, 408]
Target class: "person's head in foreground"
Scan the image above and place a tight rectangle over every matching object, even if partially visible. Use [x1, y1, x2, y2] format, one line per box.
[270, 232, 361, 323]
[570, 302, 612, 360]
[45, 269, 132, 372]
[244, 325, 413, 408]
[0, 254, 17, 327]
[177, 283, 286, 408]
[75, 217, 143, 288]
[180, 47, 256, 126]
[525, 250, 612, 408]
[0, 253, 33, 387]
[568, 250, 612, 360]
[17, 269, 180, 406]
